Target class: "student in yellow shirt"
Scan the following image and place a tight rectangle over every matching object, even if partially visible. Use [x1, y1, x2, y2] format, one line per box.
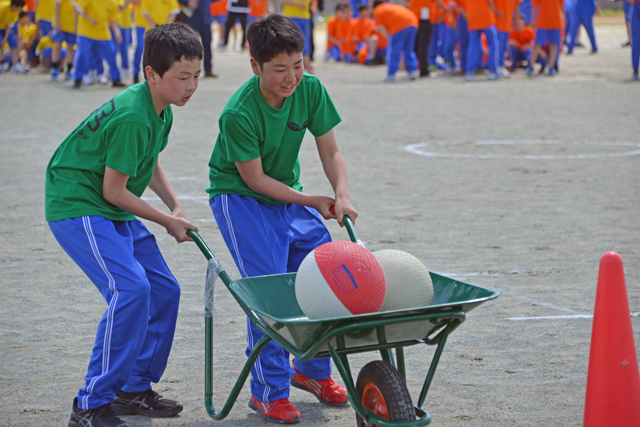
[130, 0, 179, 84]
[0, 0, 27, 72]
[36, 33, 67, 68]
[14, 10, 38, 67]
[50, 0, 76, 80]
[278, 0, 313, 72]
[35, 0, 54, 37]
[72, 0, 125, 88]
[116, 0, 133, 78]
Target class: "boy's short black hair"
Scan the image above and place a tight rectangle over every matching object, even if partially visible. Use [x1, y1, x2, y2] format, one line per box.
[358, 4, 369, 12]
[18, 10, 29, 19]
[516, 13, 526, 20]
[373, 0, 385, 8]
[143, 23, 203, 80]
[11, 0, 26, 7]
[246, 15, 305, 69]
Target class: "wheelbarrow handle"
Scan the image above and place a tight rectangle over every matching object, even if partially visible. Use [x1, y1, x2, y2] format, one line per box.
[329, 205, 360, 246]
[342, 215, 363, 246]
[188, 229, 214, 260]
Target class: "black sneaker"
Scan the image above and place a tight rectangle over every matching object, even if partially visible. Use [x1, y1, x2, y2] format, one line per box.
[68, 397, 128, 427]
[133, 75, 139, 84]
[112, 389, 183, 418]
[112, 79, 126, 87]
[73, 80, 81, 89]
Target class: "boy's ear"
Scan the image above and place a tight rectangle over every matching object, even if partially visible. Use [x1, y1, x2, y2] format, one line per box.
[250, 57, 262, 76]
[144, 65, 157, 83]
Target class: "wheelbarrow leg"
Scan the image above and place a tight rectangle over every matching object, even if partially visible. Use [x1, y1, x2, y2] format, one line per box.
[205, 317, 271, 420]
[417, 323, 451, 408]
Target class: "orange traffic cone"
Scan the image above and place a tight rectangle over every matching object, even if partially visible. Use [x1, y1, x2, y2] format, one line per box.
[584, 252, 640, 426]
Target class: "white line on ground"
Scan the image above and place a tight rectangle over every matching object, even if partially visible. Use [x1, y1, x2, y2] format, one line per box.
[404, 140, 640, 159]
[506, 313, 640, 321]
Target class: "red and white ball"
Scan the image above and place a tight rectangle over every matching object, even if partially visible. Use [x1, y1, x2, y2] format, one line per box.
[295, 241, 386, 320]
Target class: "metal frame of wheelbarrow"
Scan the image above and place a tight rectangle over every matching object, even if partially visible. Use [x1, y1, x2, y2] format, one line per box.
[188, 216, 499, 426]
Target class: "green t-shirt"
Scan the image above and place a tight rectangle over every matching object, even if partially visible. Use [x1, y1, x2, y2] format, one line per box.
[206, 74, 342, 205]
[45, 83, 173, 222]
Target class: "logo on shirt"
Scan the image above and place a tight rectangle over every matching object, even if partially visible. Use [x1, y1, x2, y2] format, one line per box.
[287, 120, 308, 134]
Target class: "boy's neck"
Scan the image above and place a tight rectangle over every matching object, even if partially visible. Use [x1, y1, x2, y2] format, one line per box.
[146, 81, 169, 117]
[258, 77, 286, 109]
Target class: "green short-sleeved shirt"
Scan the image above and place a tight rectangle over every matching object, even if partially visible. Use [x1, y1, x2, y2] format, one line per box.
[206, 74, 342, 205]
[45, 83, 173, 222]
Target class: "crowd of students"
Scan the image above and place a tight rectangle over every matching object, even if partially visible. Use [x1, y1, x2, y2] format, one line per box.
[1, 0, 638, 84]
[322, 0, 639, 81]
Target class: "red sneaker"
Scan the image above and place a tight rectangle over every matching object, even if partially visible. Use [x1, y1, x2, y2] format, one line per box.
[290, 369, 349, 406]
[248, 397, 300, 424]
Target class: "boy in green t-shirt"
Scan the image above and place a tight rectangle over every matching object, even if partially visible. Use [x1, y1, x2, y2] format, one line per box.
[207, 14, 358, 424]
[45, 23, 202, 427]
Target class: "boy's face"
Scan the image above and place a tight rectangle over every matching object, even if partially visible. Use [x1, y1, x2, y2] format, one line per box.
[146, 55, 202, 107]
[19, 15, 30, 26]
[251, 52, 304, 105]
[360, 8, 370, 19]
[515, 17, 525, 31]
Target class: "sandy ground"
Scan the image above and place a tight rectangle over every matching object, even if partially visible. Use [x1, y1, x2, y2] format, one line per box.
[1, 22, 639, 427]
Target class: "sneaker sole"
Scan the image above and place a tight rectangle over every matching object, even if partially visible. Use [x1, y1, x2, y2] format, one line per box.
[248, 399, 300, 424]
[290, 378, 349, 407]
[111, 402, 183, 418]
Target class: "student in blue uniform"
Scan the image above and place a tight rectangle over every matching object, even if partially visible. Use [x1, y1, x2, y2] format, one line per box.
[45, 24, 203, 427]
[566, 0, 598, 54]
[206, 14, 356, 424]
[630, 0, 639, 80]
[179, 0, 217, 77]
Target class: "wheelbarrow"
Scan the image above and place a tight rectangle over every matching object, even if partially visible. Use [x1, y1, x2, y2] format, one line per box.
[188, 216, 499, 426]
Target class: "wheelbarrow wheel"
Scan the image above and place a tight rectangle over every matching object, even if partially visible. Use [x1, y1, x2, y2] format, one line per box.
[355, 360, 415, 427]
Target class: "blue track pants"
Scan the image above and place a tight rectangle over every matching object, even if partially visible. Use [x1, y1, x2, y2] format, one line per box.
[632, 2, 640, 71]
[387, 26, 418, 76]
[74, 36, 120, 81]
[134, 26, 145, 78]
[49, 217, 180, 410]
[567, 11, 597, 52]
[466, 26, 499, 74]
[210, 194, 333, 402]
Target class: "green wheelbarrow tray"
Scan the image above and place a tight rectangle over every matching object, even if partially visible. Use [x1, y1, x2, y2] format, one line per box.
[188, 216, 499, 426]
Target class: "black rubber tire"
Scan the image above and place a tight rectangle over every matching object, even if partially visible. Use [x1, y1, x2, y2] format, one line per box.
[355, 360, 415, 427]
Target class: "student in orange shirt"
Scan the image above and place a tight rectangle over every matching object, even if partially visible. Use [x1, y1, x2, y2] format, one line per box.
[325, 4, 341, 60]
[427, 0, 448, 70]
[248, 0, 273, 23]
[465, 0, 503, 80]
[507, 13, 539, 69]
[527, 0, 563, 75]
[348, 4, 374, 62]
[325, 3, 352, 61]
[210, 0, 227, 25]
[494, 0, 518, 73]
[373, 0, 419, 82]
[409, 0, 433, 76]
[451, 0, 469, 72]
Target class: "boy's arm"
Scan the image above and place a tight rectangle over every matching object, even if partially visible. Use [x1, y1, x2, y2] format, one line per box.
[235, 159, 338, 218]
[110, 20, 122, 42]
[489, 0, 503, 17]
[165, 10, 179, 24]
[328, 33, 341, 45]
[315, 129, 358, 226]
[55, 1, 62, 33]
[74, 4, 98, 25]
[374, 24, 388, 39]
[103, 165, 198, 242]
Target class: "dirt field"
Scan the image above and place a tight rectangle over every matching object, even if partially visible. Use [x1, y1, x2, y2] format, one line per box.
[1, 22, 638, 427]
